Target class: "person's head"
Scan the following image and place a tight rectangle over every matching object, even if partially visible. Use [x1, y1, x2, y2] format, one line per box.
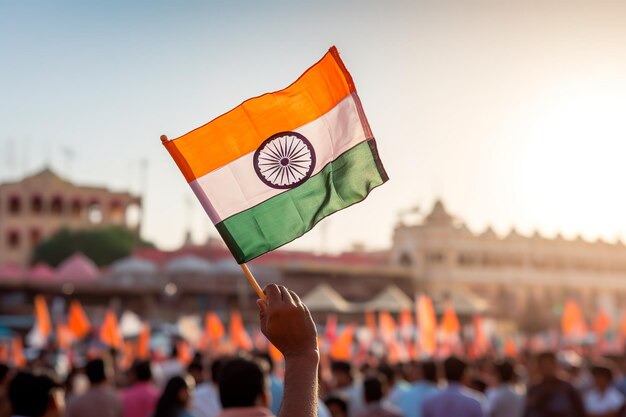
[493, 359, 515, 384]
[0, 363, 11, 387]
[591, 365, 614, 391]
[154, 375, 194, 417]
[8, 370, 64, 417]
[187, 359, 205, 385]
[536, 351, 557, 380]
[210, 357, 226, 385]
[254, 351, 275, 374]
[421, 360, 438, 384]
[378, 364, 395, 386]
[325, 395, 348, 417]
[331, 361, 353, 388]
[133, 360, 152, 383]
[85, 358, 109, 386]
[363, 374, 387, 404]
[443, 356, 468, 383]
[219, 357, 269, 408]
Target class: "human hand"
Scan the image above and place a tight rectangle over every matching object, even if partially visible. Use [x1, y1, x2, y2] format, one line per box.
[257, 284, 318, 360]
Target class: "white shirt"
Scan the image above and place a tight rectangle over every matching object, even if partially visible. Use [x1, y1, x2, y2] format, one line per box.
[583, 386, 624, 414]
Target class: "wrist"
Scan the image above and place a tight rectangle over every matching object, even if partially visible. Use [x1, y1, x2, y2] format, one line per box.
[284, 349, 320, 365]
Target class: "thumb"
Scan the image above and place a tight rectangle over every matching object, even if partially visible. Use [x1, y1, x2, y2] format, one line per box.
[257, 299, 268, 333]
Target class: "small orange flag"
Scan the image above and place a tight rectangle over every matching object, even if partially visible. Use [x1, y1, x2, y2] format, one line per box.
[268, 343, 283, 363]
[137, 323, 151, 360]
[206, 312, 225, 342]
[379, 311, 397, 342]
[504, 337, 518, 357]
[34, 295, 51, 338]
[12, 337, 26, 367]
[230, 310, 253, 351]
[100, 309, 123, 349]
[417, 296, 437, 356]
[56, 324, 73, 350]
[441, 305, 461, 335]
[592, 309, 611, 336]
[330, 324, 355, 360]
[0, 342, 8, 363]
[177, 340, 193, 365]
[365, 310, 377, 336]
[472, 315, 488, 357]
[68, 300, 91, 339]
[119, 340, 136, 370]
[561, 300, 587, 337]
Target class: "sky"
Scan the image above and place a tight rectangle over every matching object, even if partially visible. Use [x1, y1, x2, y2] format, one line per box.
[3, 0, 626, 252]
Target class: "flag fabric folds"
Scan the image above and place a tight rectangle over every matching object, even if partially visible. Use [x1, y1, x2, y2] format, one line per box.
[68, 300, 91, 339]
[163, 46, 388, 263]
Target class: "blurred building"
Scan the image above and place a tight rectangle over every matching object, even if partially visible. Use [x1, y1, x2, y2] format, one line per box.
[391, 200, 626, 330]
[0, 168, 141, 266]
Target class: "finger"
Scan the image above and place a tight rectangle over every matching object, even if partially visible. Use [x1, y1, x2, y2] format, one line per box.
[279, 285, 295, 304]
[263, 284, 282, 304]
[289, 290, 303, 306]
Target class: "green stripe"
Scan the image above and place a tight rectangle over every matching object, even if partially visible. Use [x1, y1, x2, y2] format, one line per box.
[216, 139, 388, 263]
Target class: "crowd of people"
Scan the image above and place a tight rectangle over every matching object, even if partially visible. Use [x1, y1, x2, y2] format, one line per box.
[1, 285, 626, 417]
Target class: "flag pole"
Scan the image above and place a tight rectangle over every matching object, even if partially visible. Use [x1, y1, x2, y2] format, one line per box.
[241, 263, 267, 300]
[160, 135, 266, 301]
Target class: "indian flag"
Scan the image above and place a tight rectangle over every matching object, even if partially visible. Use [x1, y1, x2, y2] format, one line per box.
[162, 46, 388, 264]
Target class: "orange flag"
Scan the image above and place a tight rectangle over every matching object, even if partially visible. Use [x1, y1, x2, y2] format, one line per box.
[593, 309, 611, 336]
[417, 295, 437, 356]
[100, 309, 123, 349]
[137, 323, 151, 360]
[34, 295, 51, 338]
[0, 342, 8, 363]
[119, 340, 136, 370]
[472, 315, 488, 358]
[12, 337, 26, 367]
[379, 311, 397, 342]
[504, 337, 518, 357]
[68, 300, 91, 339]
[399, 309, 414, 339]
[561, 300, 587, 337]
[230, 310, 252, 351]
[268, 343, 283, 363]
[177, 340, 193, 365]
[56, 324, 73, 350]
[325, 314, 338, 343]
[205, 312, 225, 342]
[441, 305, 461, 335]
[330, 324, 355, 360]
[619, 311, 626, 338]
[365, 310, 377, 336]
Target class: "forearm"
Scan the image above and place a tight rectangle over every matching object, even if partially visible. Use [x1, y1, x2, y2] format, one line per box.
[279, 352, 320, 417]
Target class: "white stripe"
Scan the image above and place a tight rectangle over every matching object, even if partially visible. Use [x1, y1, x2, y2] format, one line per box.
[190, 94, 368, 223]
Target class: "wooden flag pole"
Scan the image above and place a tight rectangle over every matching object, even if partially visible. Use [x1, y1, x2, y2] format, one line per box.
[241, 263, 267, 300]
[160, 134, 266, 300]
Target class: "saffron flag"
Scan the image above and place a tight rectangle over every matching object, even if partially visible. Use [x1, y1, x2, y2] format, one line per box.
[100, 309, 123, 349]
[330, 324, 355, 360]
[68, 300, 91, 339]
[163, 46, 388, 263]
[230, 310, 253, 351]
[417, 295, 437, 356]
[34, 295, 51, 338]
[441, 305, 461, 335]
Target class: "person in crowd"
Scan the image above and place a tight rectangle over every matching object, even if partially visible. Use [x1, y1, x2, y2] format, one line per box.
[523, 351, 585, 417]
[154, 375, 195, 417]
[120, 360, 160, 417]
[355, 374, 404, 417]
[216, 356, 273, 417]
[325, 396, 349, 417]
[486, 359, 524, 417]
[396, 360, 439, 417]
[422, 356, 484, 417]
[379, 363, 410, 411]
[255, 352, 284, 415]
[66, 358, 121, 417]
[583, 364, 624, 417]
[155, 344, 185, 387]
[8, 370, 65, 417]
[1, 363, 12, 417]
[212, 283, 319, 417]
[328, 361, 365, 417]
[190, 357, 225, 417]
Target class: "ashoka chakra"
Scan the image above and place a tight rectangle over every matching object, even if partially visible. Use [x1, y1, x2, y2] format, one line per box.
[253, 131, 316, 189]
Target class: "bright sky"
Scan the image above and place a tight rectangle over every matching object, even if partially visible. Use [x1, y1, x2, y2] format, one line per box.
[3, 1, 626, 252]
